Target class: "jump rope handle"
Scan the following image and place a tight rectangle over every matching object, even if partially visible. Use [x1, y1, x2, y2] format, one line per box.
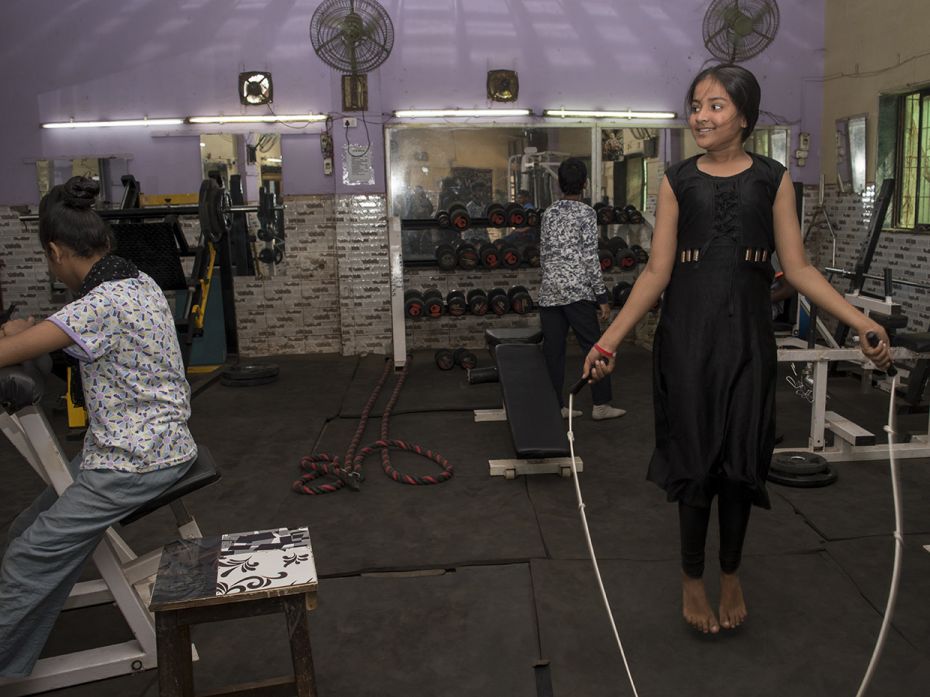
[865, 330, 897, 377]
[569, 359, 607, 396]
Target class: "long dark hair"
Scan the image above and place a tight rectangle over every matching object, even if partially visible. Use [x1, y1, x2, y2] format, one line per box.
[686, 63, 760, 142]
[38, 176, 114, 257]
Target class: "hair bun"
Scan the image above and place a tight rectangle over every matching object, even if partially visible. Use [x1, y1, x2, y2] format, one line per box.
[62, 176, 99, 210]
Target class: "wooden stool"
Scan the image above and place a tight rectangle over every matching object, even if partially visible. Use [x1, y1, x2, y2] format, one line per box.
[149, 527, 319, 697]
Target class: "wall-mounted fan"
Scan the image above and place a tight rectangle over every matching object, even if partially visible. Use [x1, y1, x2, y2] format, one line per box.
[702, 0, 780, 63]
[309, 0, 394, 75]
[239, 71, 273, 105]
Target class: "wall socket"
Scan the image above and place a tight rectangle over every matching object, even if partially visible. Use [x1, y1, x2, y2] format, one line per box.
[342, 117, 358, 128]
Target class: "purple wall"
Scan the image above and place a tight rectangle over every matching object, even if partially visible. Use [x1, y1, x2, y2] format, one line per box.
[0, 0, 824, 205]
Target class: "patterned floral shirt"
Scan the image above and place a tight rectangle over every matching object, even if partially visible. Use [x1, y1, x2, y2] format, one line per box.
[538, 199, 609, 307]
[49, 273, 196, 473]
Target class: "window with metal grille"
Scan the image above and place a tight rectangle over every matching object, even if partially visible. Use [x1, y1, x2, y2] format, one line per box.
[896, 88, 930, 230]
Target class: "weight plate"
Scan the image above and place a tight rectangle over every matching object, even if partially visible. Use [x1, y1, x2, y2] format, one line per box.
[198, 179, 219, 242]
[767, 465, 838, 488]
[222, 364, 280, 381]
[221, 375, 279, 388]
[771, 451, 829, 476]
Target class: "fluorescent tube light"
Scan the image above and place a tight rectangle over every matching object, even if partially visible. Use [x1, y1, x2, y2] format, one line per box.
[187, 114, 326, 124]
[544, 108, 677, 119]
[393, 108, 531, 118]
[42, 118, 184, 129]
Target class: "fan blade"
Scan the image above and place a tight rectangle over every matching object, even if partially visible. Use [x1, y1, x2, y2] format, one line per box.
[729, 34, 743, 61]
[751, 5, 775, 26]
[705, 23, 729, 45]
[316, 32, 345, 55]
[750, 26, 776, 42]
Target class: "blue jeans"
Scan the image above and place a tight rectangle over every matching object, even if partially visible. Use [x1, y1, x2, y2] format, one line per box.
[0, 453, 194, 677]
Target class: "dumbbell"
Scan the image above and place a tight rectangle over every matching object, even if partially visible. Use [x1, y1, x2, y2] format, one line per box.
[435, 203, 470, 231]
[506, 203, 527, 227]
[615, 247, 638, 270]
[488, 287, 511, 316]
[629, 244, 649, 265]
[495, 239, 521, 269]
[467, 366, 499, 385]
[404, 289, 425, 318]
[452, 239, 478, 270]
[627, 207, 645, 225]
[453, 347, 478, 370]
[607, 236, 628, 257]
[435, 242, 458, 271]
[613, 207, 630, 225]
[423, 289, 444, 318]
[485, 203, 507, 227]
[434, 348, 455, 370]
[477, 240, 501, 268]
[525, 208, 542, 228]
[593, 202, 615, 226]
[508, 286, 534, 315]
[598, 240, 615, 272]
[257, 246, 285, 265]
[613, 281, 633, 308]
[467, 288, 489, 316]
[446, 289, 468, 317]
[522, 244, 540, 267]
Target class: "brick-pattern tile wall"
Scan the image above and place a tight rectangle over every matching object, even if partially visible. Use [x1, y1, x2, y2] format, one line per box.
[0, 210, 59, 319]
[335, 195, 392, 356]
[234, 196, 342, 356]
[805, 184, 930, 333]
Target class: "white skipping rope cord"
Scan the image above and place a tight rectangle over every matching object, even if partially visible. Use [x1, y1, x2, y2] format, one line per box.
[855, 369, 904, 697]
[566, 389, 640, 697]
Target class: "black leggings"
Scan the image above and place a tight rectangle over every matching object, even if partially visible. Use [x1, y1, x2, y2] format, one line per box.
[679, 480, 752, 578]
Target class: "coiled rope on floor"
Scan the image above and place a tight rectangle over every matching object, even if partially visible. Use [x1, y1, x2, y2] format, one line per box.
[293, 356, 453, 495]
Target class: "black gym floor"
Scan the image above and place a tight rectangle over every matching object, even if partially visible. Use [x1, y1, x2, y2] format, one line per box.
[1, 344, 929, 696]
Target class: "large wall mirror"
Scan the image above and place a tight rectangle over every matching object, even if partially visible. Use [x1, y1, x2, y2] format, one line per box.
[35, 156, 132, 208]
[388, 125, 594, 262]
[200, 132, 283, 200]
[200, 132, 285, 278]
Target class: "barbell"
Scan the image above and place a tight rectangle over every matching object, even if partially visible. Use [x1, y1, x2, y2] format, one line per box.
[19, 178, 284, 244]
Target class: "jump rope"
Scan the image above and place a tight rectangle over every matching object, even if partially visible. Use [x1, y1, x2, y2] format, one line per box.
[564, 333, 903, 697]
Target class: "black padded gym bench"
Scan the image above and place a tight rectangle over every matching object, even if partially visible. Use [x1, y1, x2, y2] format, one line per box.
[478, 330, 581, 479]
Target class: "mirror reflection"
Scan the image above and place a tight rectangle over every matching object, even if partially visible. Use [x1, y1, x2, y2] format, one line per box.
[200, 133, 285, 278]
[389, 126, 593, 262]
[35, 156, 131, 208]
[199, 132, 283, 199]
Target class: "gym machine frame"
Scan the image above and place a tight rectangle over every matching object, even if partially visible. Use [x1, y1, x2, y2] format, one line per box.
[19, 177, 285, 372]
[776, 344, 930, 462]
[776, 177, 930, 461]
[0, 401, 206, 696]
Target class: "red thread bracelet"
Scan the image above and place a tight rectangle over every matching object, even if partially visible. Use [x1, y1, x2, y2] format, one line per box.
[594, 343, 615, 359]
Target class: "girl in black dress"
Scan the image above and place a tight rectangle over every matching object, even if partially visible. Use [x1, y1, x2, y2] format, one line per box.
[582, 64, 892, 634]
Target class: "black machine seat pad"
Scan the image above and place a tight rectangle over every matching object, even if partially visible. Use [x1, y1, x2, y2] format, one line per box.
[0, 357, 52, 413]
[485, 327, 544, 349]
[495, 343, 570, 459]
[892, 332, 930, 354]
[120, 444, 221, 525]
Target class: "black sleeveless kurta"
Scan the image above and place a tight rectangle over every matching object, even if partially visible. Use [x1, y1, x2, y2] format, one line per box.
[647, 153, 785, 509]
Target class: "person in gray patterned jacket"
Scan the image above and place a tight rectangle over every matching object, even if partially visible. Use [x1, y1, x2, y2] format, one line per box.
[538, 158, 626, 421]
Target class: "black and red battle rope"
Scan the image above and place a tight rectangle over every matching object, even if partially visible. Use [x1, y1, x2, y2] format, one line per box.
[293, 356, 453, 495]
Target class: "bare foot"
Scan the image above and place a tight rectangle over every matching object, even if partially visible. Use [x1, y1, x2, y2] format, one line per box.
[681, 572, 719, 634]
[719, 572, 748, 629]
